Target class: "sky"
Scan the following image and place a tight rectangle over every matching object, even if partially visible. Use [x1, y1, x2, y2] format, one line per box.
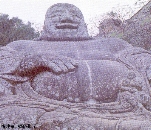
[0, 0, 144, 35]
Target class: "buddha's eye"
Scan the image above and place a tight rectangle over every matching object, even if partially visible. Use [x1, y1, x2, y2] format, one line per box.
[51, 15, 56, 18]
[73, 14, 80, 18]
[51, 14, 62, 18]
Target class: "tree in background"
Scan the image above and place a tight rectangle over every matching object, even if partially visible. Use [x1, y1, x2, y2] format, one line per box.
[0, 14, 40, 46]
[98, 0, 151, 50]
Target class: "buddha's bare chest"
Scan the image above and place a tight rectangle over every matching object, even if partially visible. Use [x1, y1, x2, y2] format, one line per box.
[8, 39, 128, 60]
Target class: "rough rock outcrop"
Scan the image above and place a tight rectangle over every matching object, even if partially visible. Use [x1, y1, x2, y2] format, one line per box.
[0, 3, 151, 129]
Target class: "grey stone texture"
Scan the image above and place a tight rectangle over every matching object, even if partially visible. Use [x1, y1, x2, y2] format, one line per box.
[39, 3, 90, 41]
[0, 3, 151, 129]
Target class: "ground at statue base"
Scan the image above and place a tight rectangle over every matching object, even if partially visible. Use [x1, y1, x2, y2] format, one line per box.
[0, 98, 151, 130]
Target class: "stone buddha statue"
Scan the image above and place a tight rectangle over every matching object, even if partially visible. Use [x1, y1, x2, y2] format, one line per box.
[39, 3, 90, 41]
[0, 3, 151, 129]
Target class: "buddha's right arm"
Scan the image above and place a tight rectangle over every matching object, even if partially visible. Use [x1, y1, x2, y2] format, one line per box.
[13, 53, 78, 77]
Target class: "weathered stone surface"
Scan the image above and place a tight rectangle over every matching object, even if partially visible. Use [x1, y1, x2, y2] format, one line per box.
[0, 3, 151, 129]
[39, 3, 90, 41]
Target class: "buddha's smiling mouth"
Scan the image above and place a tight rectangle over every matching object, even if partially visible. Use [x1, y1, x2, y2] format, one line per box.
[56, 23, 78, 29]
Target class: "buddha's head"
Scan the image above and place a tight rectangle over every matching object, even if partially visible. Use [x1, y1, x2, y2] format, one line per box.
[40, 3, 90, 41]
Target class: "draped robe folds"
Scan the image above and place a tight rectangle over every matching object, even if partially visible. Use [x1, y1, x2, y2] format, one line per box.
[1, 38, 151, 129]
[1, 38, 151, 101]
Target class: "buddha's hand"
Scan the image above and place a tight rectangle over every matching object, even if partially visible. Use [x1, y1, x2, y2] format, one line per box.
[14, 54, 78, 77]
[44, 55, 78, 74]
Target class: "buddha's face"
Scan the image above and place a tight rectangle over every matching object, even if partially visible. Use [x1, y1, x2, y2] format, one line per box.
[42, 3, 89, 40]
[50, 6, 82, 30]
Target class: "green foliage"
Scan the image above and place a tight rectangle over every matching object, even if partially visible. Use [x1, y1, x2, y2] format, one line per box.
[0, 14, 40, 46]
[98, 1, 151, 50]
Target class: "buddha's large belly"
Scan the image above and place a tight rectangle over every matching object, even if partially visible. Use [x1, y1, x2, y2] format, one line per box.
[32, 60, 130, 103]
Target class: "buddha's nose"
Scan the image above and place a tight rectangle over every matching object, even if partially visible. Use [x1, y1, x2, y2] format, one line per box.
[61, 10, 74, 23]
